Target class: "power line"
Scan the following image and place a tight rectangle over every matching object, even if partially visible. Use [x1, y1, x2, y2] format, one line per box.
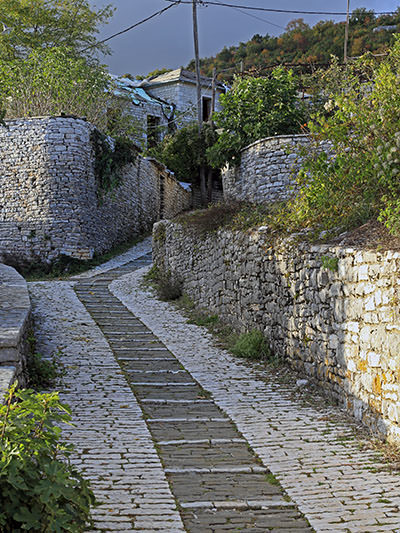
[164, 0, 398, 17]
[212, 0, 285, 30]
[80, 2, 181, 52]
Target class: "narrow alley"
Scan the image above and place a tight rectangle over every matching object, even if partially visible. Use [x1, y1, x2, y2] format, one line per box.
[28, 239, 400, 533]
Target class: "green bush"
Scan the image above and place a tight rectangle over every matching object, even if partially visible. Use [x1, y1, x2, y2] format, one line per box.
[279, 37, 400, 236]
[207, 68, 306, 167]
[148, 122, 218, 184]
[0, 47, 111, 130]
[230, 330, 271, 360]
[0, 384, 95, 532]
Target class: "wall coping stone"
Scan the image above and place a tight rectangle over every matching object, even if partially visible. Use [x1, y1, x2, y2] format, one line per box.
[0, 264, 31, 364]
[0, 367, 17, 400]
[239, 133, 309, 154]
[3, 115, 87, 124]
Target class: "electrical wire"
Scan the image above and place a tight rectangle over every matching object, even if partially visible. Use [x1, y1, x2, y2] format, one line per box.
[80, 1, 181, 52]
[164, 0, 398, 17]
[212, 0, 286, 30]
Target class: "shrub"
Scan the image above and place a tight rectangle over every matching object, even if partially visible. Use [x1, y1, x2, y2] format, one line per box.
[207, 68, 306, 167]
[0, 384, 95, 532]
[230, 330, 271, 360]
[148, 122, 218, 184]
[280, 38, 400, 236]
[157, 272, 183, 301]
[0, 47, 111, 130]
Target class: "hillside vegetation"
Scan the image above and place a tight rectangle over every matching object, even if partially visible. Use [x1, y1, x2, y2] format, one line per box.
[192, 8, 400, 79]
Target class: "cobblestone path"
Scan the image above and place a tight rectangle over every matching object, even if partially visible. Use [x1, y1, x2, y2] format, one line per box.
[74, 253, 312, 532]
[29, 240, 400, 533]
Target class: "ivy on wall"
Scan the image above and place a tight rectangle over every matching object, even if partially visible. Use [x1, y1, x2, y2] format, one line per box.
[90, 129, 138, 197]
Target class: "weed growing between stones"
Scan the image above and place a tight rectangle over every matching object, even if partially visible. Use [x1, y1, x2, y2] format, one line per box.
[143, 265, 182, 301]
[0, 383, 96, 532]
[172, 293, 277, 363]
[230, 330, 272, 361]
[26, 330, 63, 390]
[320, 254, 339, 272]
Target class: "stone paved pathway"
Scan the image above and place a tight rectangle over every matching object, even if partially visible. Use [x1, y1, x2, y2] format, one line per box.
[29, 239, 400, 532]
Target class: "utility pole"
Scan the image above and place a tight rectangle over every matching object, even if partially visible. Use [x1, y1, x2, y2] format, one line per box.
[344, 0, 350, 63]
[192, 0, 207, 204]
[192, 0, 202, 133]
[211, 67, 216, 121]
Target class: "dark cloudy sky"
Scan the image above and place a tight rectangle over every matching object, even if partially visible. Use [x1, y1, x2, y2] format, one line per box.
[91, 0, 400, 76]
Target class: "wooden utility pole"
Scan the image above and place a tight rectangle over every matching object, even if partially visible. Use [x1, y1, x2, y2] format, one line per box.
[192, 0, 202, 133]
[211, 67, 216, 120]
[192, 0, 207, 204]
[344, 0, 350, 63]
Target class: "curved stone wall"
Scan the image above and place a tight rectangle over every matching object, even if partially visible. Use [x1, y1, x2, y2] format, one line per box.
[222, 134, 310, 203]
[0, 116, 191, 266]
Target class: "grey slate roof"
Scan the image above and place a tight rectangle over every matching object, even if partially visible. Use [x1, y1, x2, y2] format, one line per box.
[141, 68, 224, 90]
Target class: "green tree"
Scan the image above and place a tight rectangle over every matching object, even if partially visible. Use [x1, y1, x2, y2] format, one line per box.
[0, 384, 95, 531]
[149, 122, 218, 184]
[207, 68, 306, 167]
[0, 47, 111, 129]
[0, 0, 113, 59]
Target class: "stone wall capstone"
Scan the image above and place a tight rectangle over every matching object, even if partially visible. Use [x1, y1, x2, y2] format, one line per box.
[153, 221, 400, 444]
[0, 263, 31, 394]
[0, 116, 191, 265]
[222, 134, 310, 203]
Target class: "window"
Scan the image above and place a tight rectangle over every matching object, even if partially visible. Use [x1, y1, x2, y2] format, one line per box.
[147, 115, 161, 148]
[202, 97, 212, 122]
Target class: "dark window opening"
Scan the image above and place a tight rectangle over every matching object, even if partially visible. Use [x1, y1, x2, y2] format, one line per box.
[202, 97, 212, 122]
[147, 115, 161, 148]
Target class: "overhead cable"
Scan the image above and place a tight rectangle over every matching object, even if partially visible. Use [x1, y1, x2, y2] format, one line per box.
[80, 1, 181, 52]
[164, 0, 398, 17]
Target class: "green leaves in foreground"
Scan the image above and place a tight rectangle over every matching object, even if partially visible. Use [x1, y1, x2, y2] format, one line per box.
[0, 384, 95, 532]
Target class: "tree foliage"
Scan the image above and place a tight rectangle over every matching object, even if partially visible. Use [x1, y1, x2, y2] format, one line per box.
[195, 10, 400, 80]
[280, 37, 400, 236]
[148, 122, 218, 184]
[0, 47, 111, 129]
[207, 68, 306, 167]
[0, 0, 113, 59]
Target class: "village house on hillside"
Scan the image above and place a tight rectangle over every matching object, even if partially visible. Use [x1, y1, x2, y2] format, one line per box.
[113, 68, 225, 148]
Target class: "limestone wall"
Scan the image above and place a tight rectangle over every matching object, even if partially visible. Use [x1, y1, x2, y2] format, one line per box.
[154, 221, 400, 443]
[0, 263, 31, 393]
[0, 116, 190, 265]
[222, 134, 310, 203]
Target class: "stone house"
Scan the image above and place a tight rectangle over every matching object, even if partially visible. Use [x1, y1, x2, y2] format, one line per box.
[142, 68, 225, 127]
[113, 68, 225, 149]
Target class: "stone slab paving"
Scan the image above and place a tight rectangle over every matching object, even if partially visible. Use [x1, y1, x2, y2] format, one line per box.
[28, 277, 185, 532]
[111, 259, 400, 533]
[74, 258, 312, 532]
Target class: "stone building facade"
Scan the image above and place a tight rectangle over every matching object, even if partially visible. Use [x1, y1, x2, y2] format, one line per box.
[0, 116, 191, 266]
[142, 68, 224, 127]
[154, 221, 400, 444]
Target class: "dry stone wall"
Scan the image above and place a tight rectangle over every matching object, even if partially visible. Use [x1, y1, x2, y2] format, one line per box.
[0, 263, 31, 393]
[222, 134, 310, 203]
[154, 221, 400, 444]
[0, 116, 190, 265]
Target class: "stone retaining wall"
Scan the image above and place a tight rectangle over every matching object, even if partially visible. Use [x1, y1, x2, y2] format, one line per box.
[0, 263, 31, 395]
[154, 221, 400, 443]
[0, 116, 191, 266]
[222, 134, 310, 203]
